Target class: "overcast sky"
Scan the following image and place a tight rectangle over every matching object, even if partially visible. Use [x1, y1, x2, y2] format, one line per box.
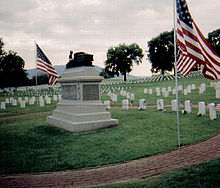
[0, 0, 219, 76]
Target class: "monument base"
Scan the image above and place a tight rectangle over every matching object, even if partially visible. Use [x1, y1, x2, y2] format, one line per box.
[47, 100, 119, 133]
[47, 66, 119, 133]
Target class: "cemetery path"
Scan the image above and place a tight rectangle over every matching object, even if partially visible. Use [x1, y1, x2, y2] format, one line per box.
[0, 111, 51, 121]
[0, 132, 219, 188]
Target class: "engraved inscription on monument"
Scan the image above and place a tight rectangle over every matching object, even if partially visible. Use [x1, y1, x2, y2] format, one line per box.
[83, 84, 99, 100]
[62, 85, 77, 100]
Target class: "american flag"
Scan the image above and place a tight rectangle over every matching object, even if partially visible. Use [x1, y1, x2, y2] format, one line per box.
[176, 0, 220, 79]
[36, 43, 59, 85]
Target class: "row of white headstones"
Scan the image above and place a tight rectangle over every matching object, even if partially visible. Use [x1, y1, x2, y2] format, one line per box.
[104, 82, 220, 120]
[0, 95, 61, 110]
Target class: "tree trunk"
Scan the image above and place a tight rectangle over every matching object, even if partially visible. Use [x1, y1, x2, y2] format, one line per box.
[123, 73, 127, 81]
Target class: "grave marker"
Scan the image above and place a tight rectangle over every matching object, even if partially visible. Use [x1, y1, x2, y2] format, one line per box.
[157, 99, 164, 111]
[171, 99, 178, 111]
[209, 103, 217, 120]
[198, 102, 206, 116]
[139, 99, 146, 110]
[184, 100, 192, 113]
[1, 102, 6, 110]
[104, 100, 111, 110]
[122, 99, 129, 110]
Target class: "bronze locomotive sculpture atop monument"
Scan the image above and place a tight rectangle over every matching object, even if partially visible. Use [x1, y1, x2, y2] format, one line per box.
[66, 51, 93, 68]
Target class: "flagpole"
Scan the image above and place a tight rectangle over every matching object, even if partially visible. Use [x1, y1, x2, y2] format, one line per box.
[34, 41, 39, 112]
[173, 0, 181, 147]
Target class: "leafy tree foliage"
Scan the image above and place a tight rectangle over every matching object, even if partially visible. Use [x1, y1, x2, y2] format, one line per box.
[99, 68, 114, 79]
[0, 38, 5, 57]
[0, 39, 29, 88]
[147, 30, 174, 75]
[30, 72, 49, 85]
[208, 28, 220, 57]
[105, 43, 144, 81]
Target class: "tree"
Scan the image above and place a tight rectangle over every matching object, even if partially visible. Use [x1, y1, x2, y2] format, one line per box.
[0, 38, 5, 57]
[30, 72, 49, 85]
[99, 68, 114, 79]
[147, 30, 174, 75]
[207, 28, 220, 57]
[105, 43, 144, 81]
[0, 50, 29, 88]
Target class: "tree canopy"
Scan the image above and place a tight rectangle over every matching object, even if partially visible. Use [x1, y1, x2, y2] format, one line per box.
[0, 38, 29, 88]
[208, 28, 220, 57]
[147, 30, 174, 75]
[105, 43, 144, 81]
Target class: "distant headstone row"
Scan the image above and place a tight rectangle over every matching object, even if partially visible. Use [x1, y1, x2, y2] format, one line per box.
[103, 99, 217, 120]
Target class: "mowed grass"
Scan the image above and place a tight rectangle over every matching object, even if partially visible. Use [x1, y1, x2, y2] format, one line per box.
[97, 158, 220, 188]
[0, 75, 220, 174]
[0, 107, 219, 174]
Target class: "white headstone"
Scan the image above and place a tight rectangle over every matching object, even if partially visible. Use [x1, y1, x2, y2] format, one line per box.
[121, 90, 126, 96]
[39, 98, 44, 107]
[18, 97, 22, 103]
[184, 100, 192, 113]
[172, 89, 176, 95]
[199, 87, 203, 94]
[5, 98, 9, 104]
[130, 93, 135, 100]
[171, 99, 178, 111]
[201, 83, 206, 92]
[112, 94, 117, 102]
[20, 101, 25, 108]
[198, 102, 206, 116]
[29, 98, 34, 105]
[25, 97, 28, 103]
[178, 85, 183, 91]
[12, 99, 17, 106]
[192, 84, 196, 90]
[9, 97, 14, 103]
[1, 102, 6, 110]
[148, 89, 153, 94]
[53, 95, 58, 101]
[187, 85, 192, 93]
[209, 103, 217, 120]
[161, 87, 166, 95]
[126, 92, 130, 99]
[165, 91, 169, 98]
[184, 89, 188, 96]
[122, 99, 129, 110]
[144, 89, 147, 94]
[157, 99, 164, 110]
[139, 99, 146, 110]
[168, 86, 172, 92]
[46, 97, 51, 104]
[104, 100, 111, 110]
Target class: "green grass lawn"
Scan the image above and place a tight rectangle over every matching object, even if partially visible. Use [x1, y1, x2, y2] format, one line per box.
[96, 158, 220, 188]
[0, 108, 219, 174]
[0, 75, 219, 175]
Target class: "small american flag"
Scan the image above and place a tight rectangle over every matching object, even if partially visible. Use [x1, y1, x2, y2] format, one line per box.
[176, 0, 220, 79]
[36, 43, 59, 85]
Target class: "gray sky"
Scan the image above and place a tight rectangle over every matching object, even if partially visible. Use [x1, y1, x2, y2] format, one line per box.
[0, 0, 219, 76]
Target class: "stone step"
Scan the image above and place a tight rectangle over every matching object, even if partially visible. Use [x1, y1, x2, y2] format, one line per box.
[52, 110, 112, 122]
[56, 103, 107, 114]
[47, 116, 119, 133]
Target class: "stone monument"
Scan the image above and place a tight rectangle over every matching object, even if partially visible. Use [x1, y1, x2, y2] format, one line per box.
[47, 52, 119, 133]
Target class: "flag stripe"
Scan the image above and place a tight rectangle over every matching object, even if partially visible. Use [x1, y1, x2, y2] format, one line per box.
[176, 0, 220, 80]
[36, 43, 59, 85]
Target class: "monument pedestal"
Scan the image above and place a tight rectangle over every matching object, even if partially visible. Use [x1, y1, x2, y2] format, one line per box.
[47, 66, 119, 133]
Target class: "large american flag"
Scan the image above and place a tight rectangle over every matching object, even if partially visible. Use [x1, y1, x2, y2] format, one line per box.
[176, 0, 220, 79]
[36, 43, 59, 85]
